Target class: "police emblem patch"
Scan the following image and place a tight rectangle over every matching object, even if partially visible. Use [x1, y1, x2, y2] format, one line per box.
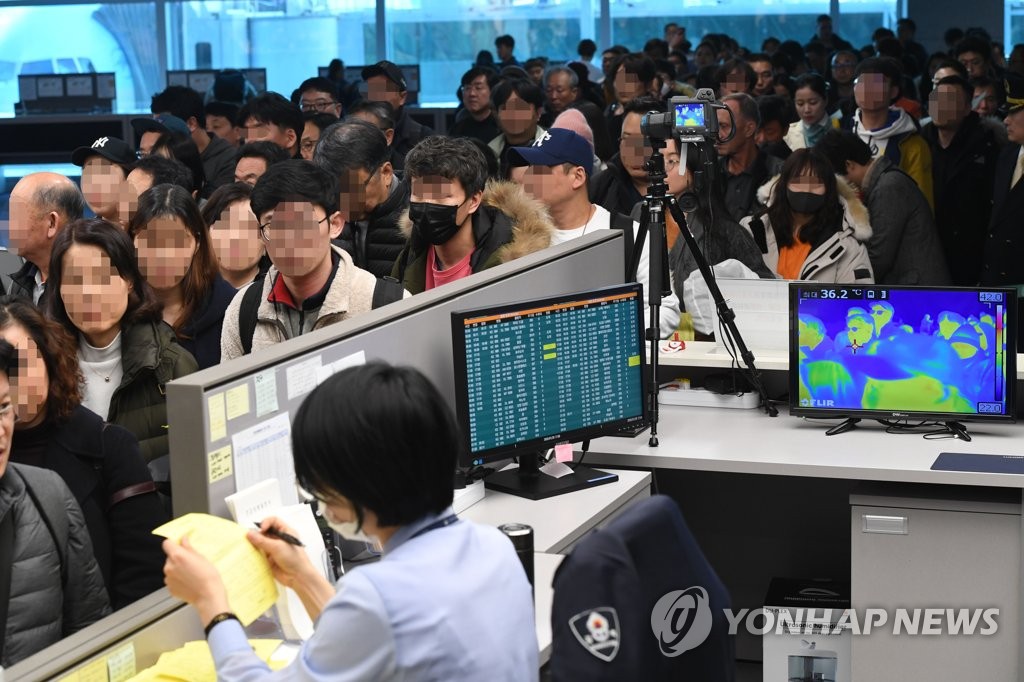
[568, 607, 621, 662]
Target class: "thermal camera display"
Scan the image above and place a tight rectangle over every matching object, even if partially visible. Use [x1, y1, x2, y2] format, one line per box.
[793, 287, 1013, 416]
[674, 102, 705, 129]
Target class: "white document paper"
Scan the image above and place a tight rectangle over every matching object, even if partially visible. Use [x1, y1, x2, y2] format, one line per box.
[231, 413, 298, 506]
[286, 357, 322, 401]
[254, 368, 279, 417]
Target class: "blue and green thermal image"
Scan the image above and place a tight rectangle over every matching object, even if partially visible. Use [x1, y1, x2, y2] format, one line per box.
[795, 288, 1009, 416]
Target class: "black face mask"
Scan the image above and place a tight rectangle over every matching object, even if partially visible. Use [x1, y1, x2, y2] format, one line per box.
[787, 189, 826, 214]
[409, 201, 462, 245]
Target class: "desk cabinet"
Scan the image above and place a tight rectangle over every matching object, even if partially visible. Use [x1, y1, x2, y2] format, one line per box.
[850, 489, 1020, 682]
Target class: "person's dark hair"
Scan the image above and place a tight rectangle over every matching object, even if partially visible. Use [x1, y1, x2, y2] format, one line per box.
[327, 58, 344, 81]
[0, 339, 14, 382]
[150, 85, 204, 125]
[855, 56, 903, 94]
[897, 18, 917, 32]
[0, 296, 84, 423]
[523, 57, 548, 73]
[716, 58, 756, 92]
[945, 27, 966, 47]
[201, 181, 253, 227]
[578, 39, 597, 59]
[763, 148, 844, 249]
[969, 75, 1005, 102]
[250, 159, 339, 218]
[762, 37, 781, 52]
[298, 77, 339, 100]
[405, 135, 488, 198]
[238, 140, 291, 169]
[757, 94, 796, 127]
[876, 37, 904, 60]
[495, 34, 515, 50]
[614, 53, 658, 85]
[623, 95, 664, 117]
[491, 78, 545, 110]
[346, 100, 397, 132]
[128, 184, 218, 336]
[131, 155, 194, 194]
[643, 38, 670, 61]
[292, 363, 460, 527]
[935, 74, 973, 102]
[793, 72, 829, 100]
[33, 181, 85, 222]
[303, 111, 339, 135]
[150, 134, 206, 195]
[747, 52, 771, 65]
[953, 36, 992, 62]
[460, 67, 498, 89]
[805, 42, 828, 59]
[816, 13, 831, 24]
[474, 50, 495, 68]
[466, 137, 499, 181]
[236, 92, 304, 148]
[314, 118, 390, 176]
[872, 27, 896, 42]
[566, 62, 593, 88]
[205, 100, 239, 124]
[47, 218, 162, 334]
[722, 92, 761, 128]
[778, 40, 807, 68]
[695, 64, 720, 91]
[814, 129, 873, 173]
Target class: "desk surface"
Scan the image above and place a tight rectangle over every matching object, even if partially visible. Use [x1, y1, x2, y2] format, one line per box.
[586, 405, 1024, 488]
[461, 469, 652, 553]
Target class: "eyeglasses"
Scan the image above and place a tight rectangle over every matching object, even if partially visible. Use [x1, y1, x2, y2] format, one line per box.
[832, 61, 857, 69]
[301, 138, 320, 154]
[300, 99, 339, 113]
[258, 214, 328, 242]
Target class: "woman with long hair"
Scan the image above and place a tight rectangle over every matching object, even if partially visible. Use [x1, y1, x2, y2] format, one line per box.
[201, 181, 270, 289]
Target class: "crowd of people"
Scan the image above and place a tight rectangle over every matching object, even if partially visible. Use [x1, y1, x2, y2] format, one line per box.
[2, 17, 1024, 675]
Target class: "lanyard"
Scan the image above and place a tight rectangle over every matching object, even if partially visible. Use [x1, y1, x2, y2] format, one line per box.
[409, 515, 459, 541]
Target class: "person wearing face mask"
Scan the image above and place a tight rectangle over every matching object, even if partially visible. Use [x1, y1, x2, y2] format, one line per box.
[784, 73, 841, 152]
[392, 135, 555, 295]
[162, 363, 538, 682]
[201, 182, 270, 288]
[0, 297, 168, 609]
[221, 160, 387, 360]
[128, 184, 236, 370]
[45, 218, 198, 481]
[740, 148, 873, 283]
[70, 136, 138, 228]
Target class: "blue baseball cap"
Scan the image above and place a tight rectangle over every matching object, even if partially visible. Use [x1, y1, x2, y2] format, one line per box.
[507, 128, 593, 174]
[131, 114, 192, 140]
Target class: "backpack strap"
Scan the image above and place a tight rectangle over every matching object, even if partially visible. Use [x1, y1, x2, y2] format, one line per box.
[238, 279, 264, 356]
[17, 467, 69, 585]
[372, 277, 405, 309]
[609, 211, 636, 282]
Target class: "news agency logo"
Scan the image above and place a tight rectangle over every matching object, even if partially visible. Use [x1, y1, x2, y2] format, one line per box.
[650, 587, 714, 657]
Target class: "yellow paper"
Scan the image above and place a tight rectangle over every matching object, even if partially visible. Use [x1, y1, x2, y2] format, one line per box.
[58, 657, 108, 682]
[107, 642, 137, 682]
[207, 445, 233, 484]
[153, 513, 278, 625]
[249, 639, 283, 661]
[226, 384, 251, 420]
[207, 392, 227, 442]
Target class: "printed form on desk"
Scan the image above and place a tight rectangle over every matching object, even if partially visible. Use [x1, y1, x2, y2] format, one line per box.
[124, 639, 293, 681]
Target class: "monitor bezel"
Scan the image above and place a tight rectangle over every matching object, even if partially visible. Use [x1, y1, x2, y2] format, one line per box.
[788, 283, 1017, 423]
[451, 282, 649, 467]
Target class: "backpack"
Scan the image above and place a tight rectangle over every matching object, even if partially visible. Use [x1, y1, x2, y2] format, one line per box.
[238, 276, 405, 355]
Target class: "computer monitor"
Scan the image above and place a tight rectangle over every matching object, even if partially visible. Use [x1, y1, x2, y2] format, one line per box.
[451, 282, 647, 499]
[790, 283, 1017, 436]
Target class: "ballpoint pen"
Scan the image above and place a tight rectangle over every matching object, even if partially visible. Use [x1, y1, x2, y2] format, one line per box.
[254, 521, 305, 547]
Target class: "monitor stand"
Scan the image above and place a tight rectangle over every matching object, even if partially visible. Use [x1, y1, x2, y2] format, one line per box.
[484, 451, 619, 500]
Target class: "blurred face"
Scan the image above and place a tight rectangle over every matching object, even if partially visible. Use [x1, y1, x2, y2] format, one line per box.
[337, 162, 392, 221]
[719, 68, 750, 96]
[619, 112, 649, 181]
[60, 243, 130, 343]
[0, 322, 48, 429]
[134, 216, 197, 291]
[206, 114, 239, 146]
[795, 86, 828, 125]
[958, 51, 986, 79]
[497, 92, 539, 139]
[521, 164, 583, 210]
[546, 72, 577, 114]
[242, 117, 296, 153]
[409, 175, 481, 231]
[365, 75, 407, 110]
[972, 85, 998, 117]
[257, 201, 339, 278]
[7, 182, 50, 262]
[126, 168, 155, 196]
[750, 60, 774, 96]
[1005, 109, 1024, 145]
[209, 199, 264, 274]
[301, 121, 321, 161]
[0, 374, 14, 479]
[854, 72, 895, 112]
[929, 84, 970, 129]
[614, 66, 648, 105]
[462, 75, 492, 115]
[81, 156, 127, 218]
[235, 156, 268, 186]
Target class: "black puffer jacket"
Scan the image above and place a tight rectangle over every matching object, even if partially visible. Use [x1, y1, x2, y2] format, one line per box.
[333, 174, 411, 278]
[0, 463, 110, 667]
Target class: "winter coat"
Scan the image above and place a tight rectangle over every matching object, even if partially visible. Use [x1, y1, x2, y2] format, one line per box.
[200, 134, 239, 199]
[10, 405, 169, 609]
[6, 260, 46, 306]
[392, 107, 434, 173]
[178, 275, 237, 370]
[107, 320, 198, 477]
[981, 144, 1024, 287]
[590, 155, 644, 220]
[851, 107, 934, 211]
[333, 174, 411, 278]
[0, 463, 110, 667]
[221, 245, 379, 360]
[392, 180, 556, 295]
[740, 175, 874, 283]
[860, 156, 951, 285]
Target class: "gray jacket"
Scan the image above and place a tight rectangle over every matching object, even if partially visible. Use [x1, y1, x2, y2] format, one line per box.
[1, 463, 110, 667]
[861, 156, 952, 285]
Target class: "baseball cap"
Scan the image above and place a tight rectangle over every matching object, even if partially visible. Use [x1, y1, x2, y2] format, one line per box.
[71, 136, 136, 167]
[507, 128, 594, 173]
[361, 61, 407, 91]
[130, 114, 191, 140]
[1004, 73, 1024, 115]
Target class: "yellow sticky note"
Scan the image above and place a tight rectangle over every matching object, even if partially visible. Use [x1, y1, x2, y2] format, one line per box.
[207, 392, 227, 442]
[208, 445, 233, 484]
[70, 658, 108, 682]
[628, 355, 641, 367]
[542, 342, 556, 350]
[154, 514, 278, 626]
[226, 384, 251, 420]
[543, 352, 557, 360]
[107, 643, 137, 682]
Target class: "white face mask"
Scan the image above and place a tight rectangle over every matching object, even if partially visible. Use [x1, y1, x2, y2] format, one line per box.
[321, 505, 374, 543]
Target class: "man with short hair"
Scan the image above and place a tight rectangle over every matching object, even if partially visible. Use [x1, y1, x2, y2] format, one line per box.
[922, 75, 1002, 285]
[449, 68, 500, 143]
[576, 39, 604, 83]
[220, 160, 381, 360]
[234, 141, 291, 185]
[954, 36, 995, 80]
[896, 18, 929, 79]
[510, 128, 681, 338]
[237, 92, 304, 158]
[716, 93, 785, 222]
[756, 95, 794, 159]
[716, 59, 756, 97]
[6, 173, 84, 303]
[489, 78, 547, 175]
[850, 57, 934, 209]
[296, 77, 342, 118]
[205, 101, 240, 147]
[808, 14, 854, 53]
[131, 114, 191, 158]
[392, 135, 554, 294]
[980, 73, 1024, 292]
[126, 156, 195, 197]
[495, 34, 519, 68]
[362, 60, 434, 172]
[150, 85, 237, 196]
[314, 119, 410, 278]
[747, 53, 776, 97]
[590, 96, 662, 218]
[541, 66, 613, 160]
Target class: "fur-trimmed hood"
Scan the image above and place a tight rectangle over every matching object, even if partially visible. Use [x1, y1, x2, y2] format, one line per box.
[755, 173, 872, 243]
[397, 179, 554, 264]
